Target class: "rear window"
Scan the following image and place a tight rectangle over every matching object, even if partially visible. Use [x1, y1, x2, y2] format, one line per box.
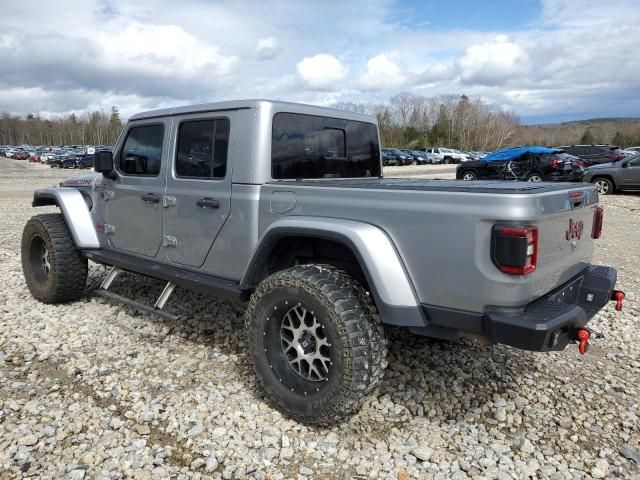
[271, 113, 381, 179]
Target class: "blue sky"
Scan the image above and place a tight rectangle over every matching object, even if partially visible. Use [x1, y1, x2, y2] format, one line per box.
[397, 0, 541, 31]
[0, 0, 638, 124]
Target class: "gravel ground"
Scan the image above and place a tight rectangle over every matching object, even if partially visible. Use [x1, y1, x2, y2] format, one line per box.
[1, 158, 638, 479]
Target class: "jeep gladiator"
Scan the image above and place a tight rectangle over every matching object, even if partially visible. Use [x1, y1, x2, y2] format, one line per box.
[21, 100, 623, 424]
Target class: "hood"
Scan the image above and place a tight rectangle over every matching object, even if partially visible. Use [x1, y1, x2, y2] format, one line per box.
[60, 171, 102, 188]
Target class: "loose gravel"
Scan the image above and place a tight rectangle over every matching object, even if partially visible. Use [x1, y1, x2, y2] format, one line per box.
[0, 158, 638, 479]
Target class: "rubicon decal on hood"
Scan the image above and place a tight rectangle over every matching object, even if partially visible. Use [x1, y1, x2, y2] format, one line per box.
[62, 178, 93, 186]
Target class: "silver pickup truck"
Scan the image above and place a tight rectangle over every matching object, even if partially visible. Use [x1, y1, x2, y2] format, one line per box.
[21, 100, 624, 424]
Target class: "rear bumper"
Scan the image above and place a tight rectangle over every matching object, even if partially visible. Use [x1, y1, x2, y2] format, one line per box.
[416, 265, 618, 352]
[485, 265, 617, 351]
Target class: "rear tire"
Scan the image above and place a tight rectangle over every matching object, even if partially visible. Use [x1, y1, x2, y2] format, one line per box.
[444, 157, 452, 164]
[526, 172, 544, 182]
[245, 265, 387, 425]
[21, 214, 88, 303]
[593, 177, 614, 195]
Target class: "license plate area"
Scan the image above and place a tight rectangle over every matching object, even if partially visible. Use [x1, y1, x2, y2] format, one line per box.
[548, 276, 584, 305]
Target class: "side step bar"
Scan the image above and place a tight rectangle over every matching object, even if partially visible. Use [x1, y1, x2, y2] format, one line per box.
[82, 249, 246, 301]
[93, 266, 180, 321]
[94, 289, 180, 321]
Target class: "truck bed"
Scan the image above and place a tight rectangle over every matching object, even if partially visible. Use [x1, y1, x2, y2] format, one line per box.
[261, 178, 599, 313]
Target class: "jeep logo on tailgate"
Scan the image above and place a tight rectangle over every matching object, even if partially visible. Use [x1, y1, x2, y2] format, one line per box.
[566, 218, 584, 240]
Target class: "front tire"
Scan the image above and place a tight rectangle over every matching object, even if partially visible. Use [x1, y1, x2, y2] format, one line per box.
[245, 265, 387, 425]
[21, 214, 88, 303]
[593, 177, 614, 195]
[461, 170, 478, 181]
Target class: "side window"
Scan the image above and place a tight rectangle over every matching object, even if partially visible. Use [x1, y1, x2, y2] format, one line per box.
[627, 156, 640, 167]
[271, 113, 380, 179]
[176, 119, 229, 179]
[120, 125, 164, 176]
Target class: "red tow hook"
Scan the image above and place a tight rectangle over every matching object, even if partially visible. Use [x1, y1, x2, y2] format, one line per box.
[612, 290, 625, 312]
[575, 328, 590, 355]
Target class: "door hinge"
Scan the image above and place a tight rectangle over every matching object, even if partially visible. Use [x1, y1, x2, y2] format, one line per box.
[163, 235, 177, 248]
[102, 191, 115, 201]
[163, 195, 177, 208]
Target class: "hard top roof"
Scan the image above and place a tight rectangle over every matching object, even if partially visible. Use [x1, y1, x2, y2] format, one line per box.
[129, 99, 376, 123]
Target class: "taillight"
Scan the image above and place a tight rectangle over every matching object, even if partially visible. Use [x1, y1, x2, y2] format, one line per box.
[491, 225, 538, 275]
[592, 207, 604, 239]
[607, 155, 624, 160]
[549, 158, 562, 168]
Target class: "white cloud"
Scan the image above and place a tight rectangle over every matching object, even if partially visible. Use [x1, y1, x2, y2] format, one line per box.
[359, 54, 408, 91]
[256, 37, 279, 60]
[0, 0, 638, 121]
[456, 35, 529, 86]
[100, 21, 238, 77]
[296, 54, 348, 90]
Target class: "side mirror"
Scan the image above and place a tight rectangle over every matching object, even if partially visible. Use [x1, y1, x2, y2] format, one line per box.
[95, 150, 116, 178]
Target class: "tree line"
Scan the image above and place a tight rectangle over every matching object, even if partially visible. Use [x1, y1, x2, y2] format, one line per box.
[2, 97, 639, 151]
[0, 107, 124, 146]
[333, 93, 640, 151]
[333, 93, 519, 151]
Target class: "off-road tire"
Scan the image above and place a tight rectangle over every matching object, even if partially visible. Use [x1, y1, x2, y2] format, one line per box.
[245, 264, 387, 425]
[21, 213, 88, 303]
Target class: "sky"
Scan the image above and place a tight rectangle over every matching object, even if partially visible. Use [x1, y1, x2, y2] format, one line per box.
[0, 0, 638, 124]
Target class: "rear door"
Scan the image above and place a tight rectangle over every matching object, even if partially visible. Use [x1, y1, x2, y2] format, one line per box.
[621, 156, 640, 187]
[163, 114, 233, 268]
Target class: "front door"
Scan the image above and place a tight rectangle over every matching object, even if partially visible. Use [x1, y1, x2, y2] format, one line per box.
[163, 116, 232, 268]
[104, 120, 170, 257]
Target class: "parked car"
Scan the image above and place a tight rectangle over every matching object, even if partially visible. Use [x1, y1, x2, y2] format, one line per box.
[456, 146, 584, 182]
[621, 149, 639, 158]
[49, 150, 68, 168]
[625, 146, 640, 153]
[13, 150, 30, 160]
[40, 151, 55, 164]
[381, 149, 399, 166]
[424, 147, 467, 164]
[559, 145, 626, 166]
[399, 149, 429, 165]
[582, 154, 640, 194]
[75, 154, 94, 169]
[382, 148, 410, 165]
[21, 99, 622, 424]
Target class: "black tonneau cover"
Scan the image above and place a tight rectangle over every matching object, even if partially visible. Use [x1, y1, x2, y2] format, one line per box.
[268, 178, 591, 195]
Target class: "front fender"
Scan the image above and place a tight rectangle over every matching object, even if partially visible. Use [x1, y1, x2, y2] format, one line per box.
[241, 217, 425, 327]
[33, 188, 100, 248]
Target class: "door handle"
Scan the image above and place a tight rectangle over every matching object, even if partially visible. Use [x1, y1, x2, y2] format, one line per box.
[196, 197, 220, 209]
[141, 193, 160, 203]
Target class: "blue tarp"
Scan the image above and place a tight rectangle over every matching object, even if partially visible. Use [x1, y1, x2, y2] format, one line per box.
[483, 146, 563, 163]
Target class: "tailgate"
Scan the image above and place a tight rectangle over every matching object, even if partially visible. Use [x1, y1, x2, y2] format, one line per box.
[531, 186, 599, 300]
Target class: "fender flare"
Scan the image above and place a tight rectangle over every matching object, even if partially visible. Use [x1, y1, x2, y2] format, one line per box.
[32, 188, 100, 249]
[241, 217, 425, 327]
